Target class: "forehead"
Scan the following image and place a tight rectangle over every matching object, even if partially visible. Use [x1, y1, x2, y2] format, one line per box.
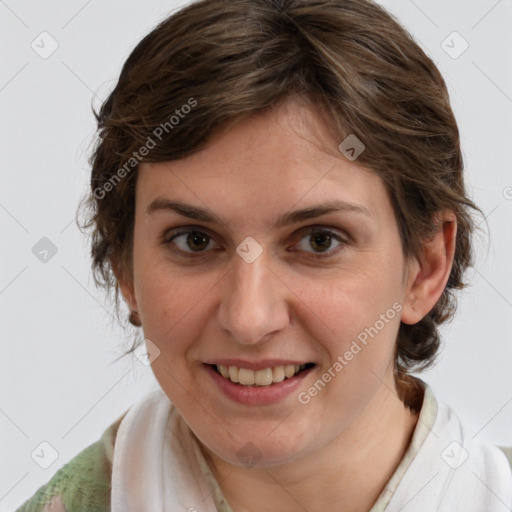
[136, 98, 390, 225]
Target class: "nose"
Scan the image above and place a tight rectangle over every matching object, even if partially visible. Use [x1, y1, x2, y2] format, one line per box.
[217, 247, 289, 345]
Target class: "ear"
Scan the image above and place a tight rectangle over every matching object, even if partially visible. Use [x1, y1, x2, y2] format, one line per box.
[112, 252, 138, 313]
[401, 211, 457, 325]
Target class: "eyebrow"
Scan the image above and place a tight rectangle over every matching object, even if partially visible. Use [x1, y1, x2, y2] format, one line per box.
[145, 198, 371, 229]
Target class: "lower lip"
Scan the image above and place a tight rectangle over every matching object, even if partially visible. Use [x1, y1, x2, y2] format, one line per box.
[204, 364, 315, 406]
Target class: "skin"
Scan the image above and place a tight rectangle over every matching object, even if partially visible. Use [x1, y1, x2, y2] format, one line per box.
[117, 97, 457, 512]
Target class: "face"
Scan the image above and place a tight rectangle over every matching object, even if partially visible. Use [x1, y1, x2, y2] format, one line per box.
[123, 98, 414, 468]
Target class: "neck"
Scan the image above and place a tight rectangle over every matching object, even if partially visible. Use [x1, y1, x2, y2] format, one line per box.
[201, 377, 422, 512]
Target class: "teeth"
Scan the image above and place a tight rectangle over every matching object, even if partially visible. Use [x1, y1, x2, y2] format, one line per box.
[216, 364, 310, 387]
[272, 365, 285, 383]
[228, 366, 239, 383]
[238, 368, 255, 385]
[254, 368, 272, 386]
[285, 365, 296, 378]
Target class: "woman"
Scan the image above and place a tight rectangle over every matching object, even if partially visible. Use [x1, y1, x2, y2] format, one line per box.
[17, 0, 512, 511]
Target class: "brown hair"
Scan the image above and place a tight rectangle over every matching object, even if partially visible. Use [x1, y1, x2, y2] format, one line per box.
[77, 0, 481, 400]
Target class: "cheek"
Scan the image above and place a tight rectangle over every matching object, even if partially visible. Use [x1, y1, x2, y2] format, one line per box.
[293, 266, 402, 386]
[137, 270, 215, 404]
[135, 264, 221, 352]
[292, 266, 400, 337]
[306, 288, 401, 416]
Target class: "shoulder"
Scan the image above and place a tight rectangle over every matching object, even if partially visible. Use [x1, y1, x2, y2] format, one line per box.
[15, 412, 127, 512]
[416, 379, 512, 475]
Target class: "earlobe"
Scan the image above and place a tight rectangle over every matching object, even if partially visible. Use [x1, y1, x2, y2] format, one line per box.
[401, 212, 457, 325]
[119, 280, 141, 327]
[400, 258, 421, 324]
[119, 280, 138, 313]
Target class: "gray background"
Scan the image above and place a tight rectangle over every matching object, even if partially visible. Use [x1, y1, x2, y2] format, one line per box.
[1, 0, 511, 509]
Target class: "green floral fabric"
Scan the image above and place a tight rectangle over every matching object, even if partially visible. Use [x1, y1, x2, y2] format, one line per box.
[15, 408, 512, 512]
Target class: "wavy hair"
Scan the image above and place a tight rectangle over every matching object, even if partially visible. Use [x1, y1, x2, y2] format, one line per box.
[77, 0, 481, 404]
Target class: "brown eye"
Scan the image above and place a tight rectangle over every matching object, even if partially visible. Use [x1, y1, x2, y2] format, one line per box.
[293, 228, 346, 258]
[165, 229, 219, 255]
[310, 232, 334, 252]
[184, 231, 210, 251]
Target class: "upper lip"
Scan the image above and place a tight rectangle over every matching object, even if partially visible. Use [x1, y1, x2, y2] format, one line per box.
[204, 359, 315, 371]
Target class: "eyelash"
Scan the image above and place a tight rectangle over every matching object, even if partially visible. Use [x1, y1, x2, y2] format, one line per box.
[161, 225, 348, 260]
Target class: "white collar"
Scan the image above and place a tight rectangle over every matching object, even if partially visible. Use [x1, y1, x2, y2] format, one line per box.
[111, 381, 512, 512]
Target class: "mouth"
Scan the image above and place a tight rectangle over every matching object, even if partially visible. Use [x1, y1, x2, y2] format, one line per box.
[208, 362, 316, 387]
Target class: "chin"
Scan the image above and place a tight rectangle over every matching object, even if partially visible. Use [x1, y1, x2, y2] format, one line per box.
[201, 431, 310, 470]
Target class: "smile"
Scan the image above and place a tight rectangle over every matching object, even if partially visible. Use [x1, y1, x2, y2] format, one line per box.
[213, 363, 315, 387]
